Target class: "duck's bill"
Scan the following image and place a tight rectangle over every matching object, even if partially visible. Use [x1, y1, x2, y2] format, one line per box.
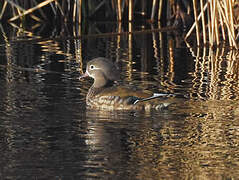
[79, 72, 89, 80]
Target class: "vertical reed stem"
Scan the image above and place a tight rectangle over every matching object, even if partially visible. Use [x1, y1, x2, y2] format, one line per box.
[210, 0, 215, 46]
[78, 0, 82, 24]
[193, 0, 200, 46]
[73, 0, 76, 23]
[200, 0, 207, 44]
[214, 4, 219, 46]
[117, 0, 122, 21]
[224, 0, 232, 46]
[129, 0, 133, 21]
[218, 1, 237, 48]
[228, 0, 235, 39]
[185, 1, 209, 40]
[158, 0, 163, 20]
[218, 4, 225, 40]
[0, 1, 8, 19]
[207, 1, 212, 44]
[151, 0, 157, 21]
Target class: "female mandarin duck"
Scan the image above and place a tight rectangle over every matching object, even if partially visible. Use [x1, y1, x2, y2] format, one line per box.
[80, 57, 174, 111]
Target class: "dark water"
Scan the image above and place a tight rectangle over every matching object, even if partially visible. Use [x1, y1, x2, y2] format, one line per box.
[1, 22, 239, 179]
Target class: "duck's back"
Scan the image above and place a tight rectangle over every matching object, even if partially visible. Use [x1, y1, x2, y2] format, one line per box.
[86, 86, 171, 111]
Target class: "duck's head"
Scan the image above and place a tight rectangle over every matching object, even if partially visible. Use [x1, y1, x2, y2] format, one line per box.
[80, 57, 120, 88]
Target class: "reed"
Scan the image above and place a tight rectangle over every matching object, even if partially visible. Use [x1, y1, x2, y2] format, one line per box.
[158, 0, 163, 20]
[185, 0, 238, 49]
[200, 0, 206, 44]
[117, 0, 122, 21]
[4, 0, 42, 22]
[192, 0, 200, 46]
[128, 0, 133, 22]
[1, 0, 238, 49]
[9, 0, 56, 22]
[0, 1, 8, 19]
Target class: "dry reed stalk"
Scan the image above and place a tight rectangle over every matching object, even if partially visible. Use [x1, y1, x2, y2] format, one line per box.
[186, 0, 237, 48]
[78, 0, 82, 24]
[202, 45, 207, 58]
[15, 1, 24, 21]
[129, 0, 133, 21]
[218, 5, 226, 40]
[9, 0, 56, 22]
[185, 1, 209, 40]
[214, 0, 219, 46]
[193, 0, 200, 46]
[151, 0, 157, 21]
[5, 0, 41, 21]
[16, 8, 23, 21]
[217, 1, 237, 48]
[0, 1, 8, 19]
[73, 1, 76, 23]
[228, 0, 236, 39]
[117, 0, 122, 21]
[72, 0, 81, 23]
[223, 0, 232, 46]
[200, 0, 207, 44]
[207, 1, 212, 43]
[158, 0, 163, 20]
[210, 0, 215, 46]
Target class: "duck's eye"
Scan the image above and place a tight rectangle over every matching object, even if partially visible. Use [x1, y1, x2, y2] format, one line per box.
[90, 65, 95, 70]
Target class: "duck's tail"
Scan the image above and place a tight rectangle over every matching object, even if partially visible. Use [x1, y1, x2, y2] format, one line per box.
[132, 92, 188, 111]
[133, 93, 174, 105]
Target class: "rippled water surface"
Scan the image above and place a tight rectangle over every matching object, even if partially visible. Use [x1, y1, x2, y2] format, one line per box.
[1, 22, 239, 179]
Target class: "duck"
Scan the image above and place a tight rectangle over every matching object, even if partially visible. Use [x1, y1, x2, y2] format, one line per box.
[79, 57, 174, 111]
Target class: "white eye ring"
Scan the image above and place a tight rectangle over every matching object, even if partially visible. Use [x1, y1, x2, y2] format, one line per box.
[89, 65, 100, 70]
[90, 65, 95, 70]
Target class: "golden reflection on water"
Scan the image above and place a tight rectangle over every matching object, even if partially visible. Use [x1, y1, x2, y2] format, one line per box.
[73, 21, 83, 74]
[38, 40, 65, 55]
[83, 100, 239, 179]
[167, 39, 176, 87]
[126, 21, 133, 82]
[1, 22, 239, 179]
[188, 43, 239, 100]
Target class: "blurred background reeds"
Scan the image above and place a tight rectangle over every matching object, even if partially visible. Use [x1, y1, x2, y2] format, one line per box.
[0, 0, 238, 48]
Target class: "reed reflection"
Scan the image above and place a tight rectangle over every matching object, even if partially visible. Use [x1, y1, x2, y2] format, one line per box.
[84, 109, 182, 178]
[1, 19, 239, 179]
[188, 45, 239, 100]
[83, 100, 239, 179]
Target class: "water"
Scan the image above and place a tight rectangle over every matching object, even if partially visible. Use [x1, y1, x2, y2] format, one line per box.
[1, 22, 239, 179]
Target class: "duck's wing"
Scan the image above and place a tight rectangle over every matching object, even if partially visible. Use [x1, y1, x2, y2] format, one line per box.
[100, 86, 150, 97]
[133, 93, 173, 105]
[99, 86, 172, 105]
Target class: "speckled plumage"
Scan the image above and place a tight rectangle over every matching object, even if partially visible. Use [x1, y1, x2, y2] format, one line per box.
[80, 57, 172, 111]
